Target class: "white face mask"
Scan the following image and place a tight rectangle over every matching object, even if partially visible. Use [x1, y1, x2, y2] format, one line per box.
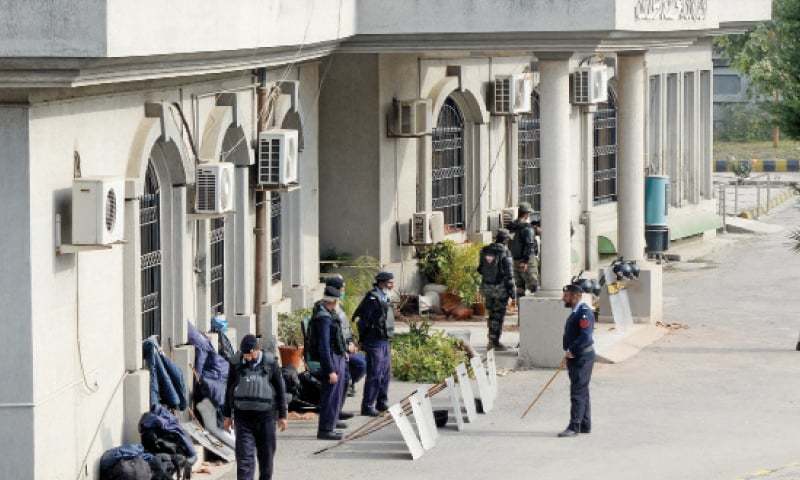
[382, 288, 390, 296]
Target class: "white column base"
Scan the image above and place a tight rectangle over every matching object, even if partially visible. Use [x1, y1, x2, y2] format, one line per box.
[230, 313, 256, 338]
[123, 370, 150, 443]
[258, 298, 292, 353]
[599, 262, 662, 324]
[171, 346, 195, 421]
[518, 294, 569, 368]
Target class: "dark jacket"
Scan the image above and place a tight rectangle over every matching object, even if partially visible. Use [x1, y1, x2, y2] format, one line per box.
[478, 242, 515, 293]
[354, 288, 393, 342]
[223, 352, 288, 419]
[309, 303, 347, 375]
[563, 303, 595, 356]
[509, 219, 536, 262]
[187, 323, 229, 409]
[142, 337, 187, 411]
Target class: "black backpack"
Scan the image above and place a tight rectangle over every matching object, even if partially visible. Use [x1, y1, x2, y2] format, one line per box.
[479, 245, 509, 284]
[148, 453, 191, 480]
[103, 457, 151, 480]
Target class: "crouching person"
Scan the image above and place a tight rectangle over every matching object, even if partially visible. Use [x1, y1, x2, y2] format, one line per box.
[223, 334, 288, 480]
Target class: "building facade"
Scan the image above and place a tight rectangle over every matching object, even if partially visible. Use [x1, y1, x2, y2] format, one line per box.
[0, 0, 770, 478]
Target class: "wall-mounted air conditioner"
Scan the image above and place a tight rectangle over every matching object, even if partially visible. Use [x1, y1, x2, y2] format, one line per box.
[501, 207, 517, 229]
[258, 129, 299, 187]
[410, 211, 445, 245]
[72, 177, 125, 245]
[571, 65, 609, 105]
[487, 211, 503, 233]
[195, 163, 235, 214]
[389, 99, 432, 137]
[492, 73, 536, 115]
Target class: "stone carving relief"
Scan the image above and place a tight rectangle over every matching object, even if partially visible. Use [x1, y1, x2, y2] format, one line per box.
[635, 0, 708, 21]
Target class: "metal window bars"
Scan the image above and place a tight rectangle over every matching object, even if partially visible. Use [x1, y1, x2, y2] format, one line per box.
[518, 92, 542, 211]
[432, 98, 466, 230]
[140, 161, 162, 340]
[209, 217, 225, 315]
[593, 90, 618, 205]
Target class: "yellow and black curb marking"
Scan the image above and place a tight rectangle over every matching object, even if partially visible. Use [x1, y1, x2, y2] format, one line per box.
[716, 159, 800, 173]
[736, 190, 798, 219]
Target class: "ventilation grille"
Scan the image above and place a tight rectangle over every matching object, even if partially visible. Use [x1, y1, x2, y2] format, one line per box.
[259, 138, 281, 184]
[196, 168, 217, 211]
[412, 215, 427, 244]
[105, 188, 117, 232]
[494, 78, 511, 114]
[573, 71, 590, 104]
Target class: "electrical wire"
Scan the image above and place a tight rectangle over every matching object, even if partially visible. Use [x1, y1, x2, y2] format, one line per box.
[75, 253, 99, 394]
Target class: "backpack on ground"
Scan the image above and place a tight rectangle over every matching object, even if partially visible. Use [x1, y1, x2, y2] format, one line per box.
[99, 444, 153, 480]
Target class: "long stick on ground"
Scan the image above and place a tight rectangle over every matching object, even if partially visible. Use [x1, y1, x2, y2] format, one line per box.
[520, 357, 566, 420]
[313, 382, 446, 455]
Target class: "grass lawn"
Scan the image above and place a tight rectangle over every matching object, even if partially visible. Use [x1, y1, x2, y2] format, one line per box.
[715, 140, 800, 161]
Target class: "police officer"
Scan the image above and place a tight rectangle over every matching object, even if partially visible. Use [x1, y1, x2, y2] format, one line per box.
[223, 334, 287, 480]
[308, 286, 349, 440]
[353, 271, 396, 417]
[509, 202, 540, 298]
[559, 283, 595, 438]
[478, 229, 515, 350]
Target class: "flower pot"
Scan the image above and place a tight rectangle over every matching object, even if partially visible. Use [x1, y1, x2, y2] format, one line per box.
[440, 293, 462, 314]
[472, 302, 486, 316]
[451, 305, 473, 320]
[278, 345, 304, 370]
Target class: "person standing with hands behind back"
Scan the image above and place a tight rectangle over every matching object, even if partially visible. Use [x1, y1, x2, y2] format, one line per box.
[558, 283, 595, 438]
[223, 334, 287, 480]
[309, 285, 349, 440]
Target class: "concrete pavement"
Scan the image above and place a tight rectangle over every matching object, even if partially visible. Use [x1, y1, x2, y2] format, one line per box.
[221, 200, 800, 480]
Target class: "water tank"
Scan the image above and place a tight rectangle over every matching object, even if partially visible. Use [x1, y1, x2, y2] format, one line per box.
[645, 175, 669, 227]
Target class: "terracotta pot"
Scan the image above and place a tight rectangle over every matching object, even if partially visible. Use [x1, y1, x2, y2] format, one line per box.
[278, 345, 304, 370]
[440, 293, 462, 314]
[472, 302, 486, 316]
[451, 305, 473, 320]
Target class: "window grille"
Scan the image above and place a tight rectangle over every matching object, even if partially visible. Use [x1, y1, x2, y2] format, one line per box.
[209, 217, 225, 315]
[432, 97, 465, 230]
[140, 162, 162, 340]
[593, 89, 618, 205]
[271, 192, 282, 283]
[518, 92, 542, 211]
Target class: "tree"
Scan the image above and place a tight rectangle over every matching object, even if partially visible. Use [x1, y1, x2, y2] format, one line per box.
[716, 0, 800, 142]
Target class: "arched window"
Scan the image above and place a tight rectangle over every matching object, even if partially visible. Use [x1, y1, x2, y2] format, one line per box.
[593, 88, 618, 205]
[140, 161, 162, 339]
[209, 217, 225, 315]
[518, 92, 541, 211]
[432, 97, 465, 230]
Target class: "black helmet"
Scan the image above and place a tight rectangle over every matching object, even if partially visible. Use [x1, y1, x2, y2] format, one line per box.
[629, 261, 641, 279]
[612, 260, 632, 280]
[577, 278, 594, 294]
[590, 279, 601, 296]
[495, 228, 511, 243]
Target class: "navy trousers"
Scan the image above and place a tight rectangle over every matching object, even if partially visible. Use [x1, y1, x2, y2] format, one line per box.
[234, 410, 276, 480]
[318, 354, 346, 433]
[361, 340, 391, 411]
[566, 350, 595, 432]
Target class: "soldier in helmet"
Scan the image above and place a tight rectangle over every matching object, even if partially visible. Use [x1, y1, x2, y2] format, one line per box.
[508, 202, 540, 298]
[478, 229, 515, 350]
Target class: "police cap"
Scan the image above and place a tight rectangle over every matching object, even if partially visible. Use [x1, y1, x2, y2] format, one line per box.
[324, 274, 345, 289]
[375, 271, 395, 283]
[518, 202, 534, 215]
[495, 228, 511, 243]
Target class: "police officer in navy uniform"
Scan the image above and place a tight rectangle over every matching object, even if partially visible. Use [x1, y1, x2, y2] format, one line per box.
[559, 283, 595, 438]
[308, 286, 349, 440]
[223, 334, 288, 480]
[353, 271, 396, 416]
[322, 275, 367, 404]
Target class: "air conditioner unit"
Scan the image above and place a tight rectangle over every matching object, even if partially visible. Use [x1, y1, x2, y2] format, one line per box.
[195, 163, 235, 214]
[72, 177, 125, 245]
[487, 211, 503, 233]
[571, 65, 609, 105]
[501, 207, 517, 229]
[390, 99, 432, 137]
[492, 73, 535, 115]
[257, 129, 299, 186]
[411, 211, 445, 245]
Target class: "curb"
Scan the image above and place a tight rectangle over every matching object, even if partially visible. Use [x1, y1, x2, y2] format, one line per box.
[736, 190, 797, 219]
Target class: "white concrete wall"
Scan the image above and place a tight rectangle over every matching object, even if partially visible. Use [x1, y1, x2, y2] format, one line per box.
[0, 106, 35, 480]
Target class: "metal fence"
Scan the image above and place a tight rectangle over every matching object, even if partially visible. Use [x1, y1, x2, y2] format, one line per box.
[716, 174, 783, 228]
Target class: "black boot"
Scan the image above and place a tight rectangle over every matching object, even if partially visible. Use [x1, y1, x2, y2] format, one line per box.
[317, 430, 343, 441]
[557, 429, 578, 438]
[361, 407, 380, 417]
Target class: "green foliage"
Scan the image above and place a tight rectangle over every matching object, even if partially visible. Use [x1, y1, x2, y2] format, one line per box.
[277, 308, 311, 347]
[732, 159, 753, 180]
[440, 242, 483, 305]
[418, 240, 483, 305]
[391, 319, 468, 383]
[716, 0, 800, 138]
[714, 103, 774, 142]
[340, 256, 381, 320]
[417, 241, 454, 284]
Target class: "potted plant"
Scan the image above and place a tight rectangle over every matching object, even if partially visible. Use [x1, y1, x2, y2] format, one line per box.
[439, 241, 484, 318]
[277, 308, 310, 370]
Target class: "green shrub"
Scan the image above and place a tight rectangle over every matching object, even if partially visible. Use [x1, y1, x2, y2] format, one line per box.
[391, 319, 468, 383]
[417, 241, 454, 284]
[277, 308, 310, 347]
[715, 102, 774, 142]
[418, 240, 484, 305]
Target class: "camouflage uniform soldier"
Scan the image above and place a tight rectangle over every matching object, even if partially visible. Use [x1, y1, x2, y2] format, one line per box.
[478, 229, 515, 351]
[509, 202, 540, 298]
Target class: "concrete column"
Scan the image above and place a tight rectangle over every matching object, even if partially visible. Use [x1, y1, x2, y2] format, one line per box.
[538, 54, 573, 292]
[518, 53, 575, 368]
[617, 53, 647, 262]
[580, 106, 598, 273]
[171, 186, 191, 344]
[418, 136, 433, 213]
[123, 191, 143, 371]
[508, 117, 520, 207]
